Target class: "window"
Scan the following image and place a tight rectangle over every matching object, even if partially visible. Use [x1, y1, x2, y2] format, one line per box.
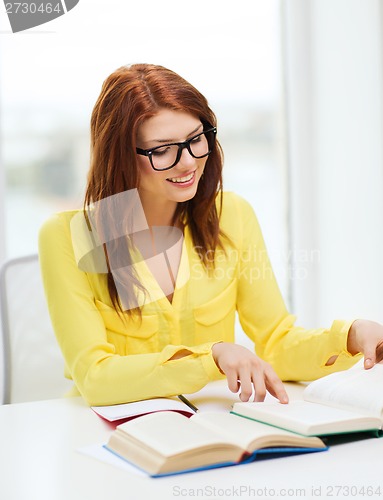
[0, 0, 287, 304]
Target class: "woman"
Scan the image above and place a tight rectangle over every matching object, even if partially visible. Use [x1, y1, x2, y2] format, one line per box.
[39, 63, 383, 406]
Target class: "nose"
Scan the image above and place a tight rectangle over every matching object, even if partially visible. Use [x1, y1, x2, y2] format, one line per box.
[177, 145, 196, 169]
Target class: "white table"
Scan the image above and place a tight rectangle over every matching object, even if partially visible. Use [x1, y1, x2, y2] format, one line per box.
[1, 381, 382, 500]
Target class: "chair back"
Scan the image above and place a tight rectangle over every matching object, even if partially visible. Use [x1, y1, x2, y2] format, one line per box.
[0, 254, 72, 404]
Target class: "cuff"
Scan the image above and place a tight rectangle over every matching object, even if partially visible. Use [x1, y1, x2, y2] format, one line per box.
[325, 319, 363, 370]
[159, 342, 224, 380]
[330, 319, 358, 354]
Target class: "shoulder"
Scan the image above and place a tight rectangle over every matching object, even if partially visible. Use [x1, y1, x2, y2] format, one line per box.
[215, 191, 264, 249]
[38, 209, 82, 250]
[39, 209, 109, 274]
[217, 191, 258, 226]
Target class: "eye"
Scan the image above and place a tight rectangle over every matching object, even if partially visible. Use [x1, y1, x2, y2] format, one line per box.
[190, 134, 202, 144]
[151, 146, 171, 157]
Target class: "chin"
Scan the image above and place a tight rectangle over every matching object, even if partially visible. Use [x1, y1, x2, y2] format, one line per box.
[172, 186, 199, 204]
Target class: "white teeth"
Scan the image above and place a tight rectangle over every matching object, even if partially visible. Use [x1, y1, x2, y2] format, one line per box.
[168, 172, 194, 183]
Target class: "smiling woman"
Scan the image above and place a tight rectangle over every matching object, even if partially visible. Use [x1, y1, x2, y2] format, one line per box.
[36, 63, 383, 408]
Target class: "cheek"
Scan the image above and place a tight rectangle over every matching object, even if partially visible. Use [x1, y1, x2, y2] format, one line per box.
[138, 158, 168, 187]
[137, 158, 156, 185]
[137, 157, 152, 176]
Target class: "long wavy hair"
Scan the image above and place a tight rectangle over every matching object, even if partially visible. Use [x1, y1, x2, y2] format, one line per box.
[84, 63, 225, 314]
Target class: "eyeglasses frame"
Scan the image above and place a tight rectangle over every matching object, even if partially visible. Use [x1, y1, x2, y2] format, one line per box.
[136, 126, 217, 171]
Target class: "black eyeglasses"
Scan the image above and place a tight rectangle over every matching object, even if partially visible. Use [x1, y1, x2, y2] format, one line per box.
[136, 127, 217, 171]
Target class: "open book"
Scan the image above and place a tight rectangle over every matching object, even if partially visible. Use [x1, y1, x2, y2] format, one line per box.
[232, 359, 383, 437]
[104, 411, 326, 476]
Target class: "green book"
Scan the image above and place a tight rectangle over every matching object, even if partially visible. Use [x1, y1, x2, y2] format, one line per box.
[232, 360, 383, 437]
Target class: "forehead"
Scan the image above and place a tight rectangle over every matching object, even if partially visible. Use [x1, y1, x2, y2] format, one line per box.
[137, 109, 201, 144]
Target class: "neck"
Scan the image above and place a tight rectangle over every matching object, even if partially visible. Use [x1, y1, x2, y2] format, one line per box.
[139, 194, 178, 228]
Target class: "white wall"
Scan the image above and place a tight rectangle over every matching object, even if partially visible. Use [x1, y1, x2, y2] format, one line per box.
[0, 115, 5, 264]
[284, 0, 383, 327]
[0, 103, 6, 402]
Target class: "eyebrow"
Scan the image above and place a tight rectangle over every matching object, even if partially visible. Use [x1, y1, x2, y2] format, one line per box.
[151, 124, 203, 144]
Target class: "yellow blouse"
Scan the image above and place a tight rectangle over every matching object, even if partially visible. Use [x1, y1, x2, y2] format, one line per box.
[38, 192, 360, 405]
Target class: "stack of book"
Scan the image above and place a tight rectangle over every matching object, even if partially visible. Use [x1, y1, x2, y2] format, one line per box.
[90, 359, 383, 477]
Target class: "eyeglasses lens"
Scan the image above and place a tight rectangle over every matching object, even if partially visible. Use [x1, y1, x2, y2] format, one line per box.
[151, 130, 215, 170]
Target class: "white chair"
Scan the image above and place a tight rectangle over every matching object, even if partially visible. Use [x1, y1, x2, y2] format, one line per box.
[0, 254, 73, 404]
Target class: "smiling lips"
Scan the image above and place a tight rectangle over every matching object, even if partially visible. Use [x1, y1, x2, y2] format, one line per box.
[167, 170, 196, 185]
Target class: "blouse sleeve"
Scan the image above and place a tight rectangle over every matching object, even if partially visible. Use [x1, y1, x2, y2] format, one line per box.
[232, 195, 361, 381]
[38, 213, 223, 406]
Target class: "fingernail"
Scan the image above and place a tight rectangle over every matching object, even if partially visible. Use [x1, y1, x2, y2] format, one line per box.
[365, 358, 373, 368]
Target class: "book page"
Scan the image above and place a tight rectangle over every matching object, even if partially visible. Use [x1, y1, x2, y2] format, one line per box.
[191, 411, 323, 450]
[303, 359, 383, 418]
[91, 397, 194, 421]
[115, 411, 242, 457]
[232, 400, 381, 436]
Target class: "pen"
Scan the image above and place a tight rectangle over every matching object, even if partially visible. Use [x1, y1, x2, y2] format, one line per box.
[178, 394, 199, 412]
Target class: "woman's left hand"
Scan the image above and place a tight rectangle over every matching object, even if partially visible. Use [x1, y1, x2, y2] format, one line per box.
[347, 319, 383, 368]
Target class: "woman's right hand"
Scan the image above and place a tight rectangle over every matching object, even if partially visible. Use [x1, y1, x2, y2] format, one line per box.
[211, 342, 288, 403]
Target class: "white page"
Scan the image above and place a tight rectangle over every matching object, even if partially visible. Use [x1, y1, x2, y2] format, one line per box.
[232, 400, 381, 435]
[91, 397, 194, 421]
[192, 411, 321, 449]
[303, 359, 383, 417]
[116, 411, 237, 457]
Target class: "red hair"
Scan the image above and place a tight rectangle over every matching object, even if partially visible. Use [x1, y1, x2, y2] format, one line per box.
[85, 64, 225, 312]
